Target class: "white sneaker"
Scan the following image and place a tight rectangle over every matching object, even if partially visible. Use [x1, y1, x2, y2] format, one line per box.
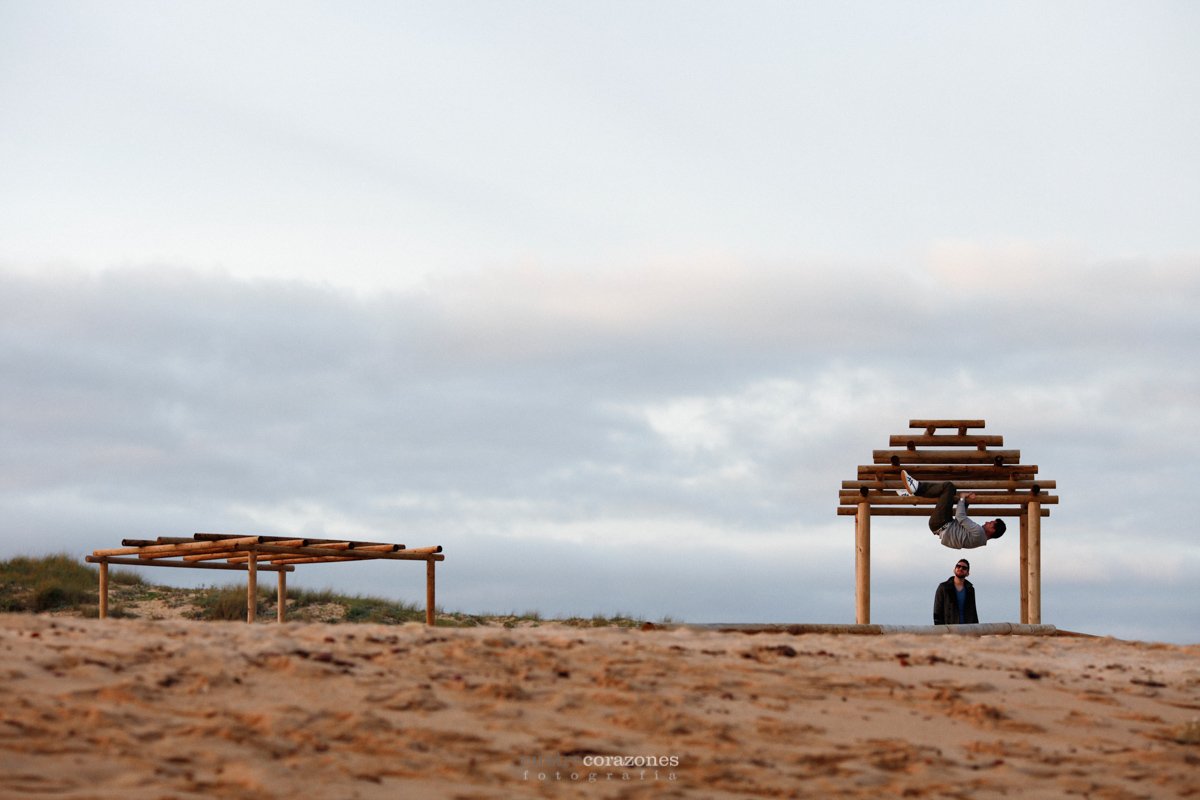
[899, 469, 920, 497]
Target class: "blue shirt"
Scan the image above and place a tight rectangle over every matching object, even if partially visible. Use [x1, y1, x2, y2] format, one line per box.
[955, 586, 967, 622]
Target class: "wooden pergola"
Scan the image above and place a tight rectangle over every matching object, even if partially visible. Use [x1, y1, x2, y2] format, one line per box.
[838, 419, 1057, 625]
[85, 533, 445, 625]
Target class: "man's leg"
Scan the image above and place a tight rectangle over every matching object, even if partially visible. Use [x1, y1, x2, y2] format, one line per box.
[919, 481, 957, 532]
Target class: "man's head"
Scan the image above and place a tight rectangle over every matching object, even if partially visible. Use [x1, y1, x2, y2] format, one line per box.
[954, 559, 970, 577]
[983, 519, 1007, 539]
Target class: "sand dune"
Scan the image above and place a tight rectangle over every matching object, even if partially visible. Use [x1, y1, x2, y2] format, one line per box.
[1, 615, 1197, 798]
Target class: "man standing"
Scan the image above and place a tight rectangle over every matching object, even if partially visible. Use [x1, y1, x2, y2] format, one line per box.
[900, 469, 1006, 549]
[934, 559, 979, 625]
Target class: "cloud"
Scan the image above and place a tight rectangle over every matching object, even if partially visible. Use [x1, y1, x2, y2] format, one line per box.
[1, 252, 1197, 641]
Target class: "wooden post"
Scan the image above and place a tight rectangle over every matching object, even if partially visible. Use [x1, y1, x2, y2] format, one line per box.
[277, 569, 286, 623]
[98, 560, 109, 620]
[1019, 512, 1029, 624]
[855, 501, 871, 624]
[1027, 500, 1041, 624]
[425, 558, 436, 626]
[247, 550, 257, 623]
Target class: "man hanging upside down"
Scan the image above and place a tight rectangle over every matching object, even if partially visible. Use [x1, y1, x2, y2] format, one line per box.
[900, 470, 1006, 549]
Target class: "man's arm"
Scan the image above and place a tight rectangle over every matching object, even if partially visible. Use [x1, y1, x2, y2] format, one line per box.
[955, 493, 979, 522]
[933, 583, 947, 625]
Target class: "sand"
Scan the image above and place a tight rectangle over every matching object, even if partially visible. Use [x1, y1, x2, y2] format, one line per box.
[0, 615, 1197, 799]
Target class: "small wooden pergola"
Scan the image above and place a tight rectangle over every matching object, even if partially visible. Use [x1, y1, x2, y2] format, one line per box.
[838, 419, 1057, 625]
[85, 533, 445, 625]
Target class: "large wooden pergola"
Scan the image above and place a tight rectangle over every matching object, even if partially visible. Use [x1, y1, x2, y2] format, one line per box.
[85, 533, 445, 625]
[838, 419, 1057, 625]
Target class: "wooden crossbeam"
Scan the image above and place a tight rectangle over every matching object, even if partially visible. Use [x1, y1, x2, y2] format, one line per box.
[837, 506, 1049, 517]
[121, 537, 197, 547]
[889, 434, 1004, 448]
[909, 419, 985, 429]
[87, 555, 294, 572]
[194, 532, 404, 549]
[838, 493, 1058, 505]
[873, 449, 1020, 465]
[225, 542, 402, 564]
[92, 536, 262, 558]
[858, 464, 1038, 479]
[251, 543, 444, 562]
[842, 479, 1055, 491]
[183, 540, 308, 562]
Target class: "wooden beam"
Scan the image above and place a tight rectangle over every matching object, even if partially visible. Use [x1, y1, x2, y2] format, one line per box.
[87, 556, 293, 572]
[131, 545, 249, 561]
[843, 479, 1055, 490]
[858, 464, 1038, 478]
[838, 493, 1058, 505]
[256, 556, 361, 566]
[251, 543, 446, 562]
[194, 532, 405, 549]
[873, 449, 1020, 465]
[838, 506, 1049, 517]
[909, 419, 985, 429]
[889, 434, 1004, 448]
[92, 536, 262, 558]
[855, 501, 870, 625]
[183, 539, 310, 562]
[261, 546, 442, 565]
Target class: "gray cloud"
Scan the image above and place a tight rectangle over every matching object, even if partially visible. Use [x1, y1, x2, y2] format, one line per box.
[1, 256, 1197, 642]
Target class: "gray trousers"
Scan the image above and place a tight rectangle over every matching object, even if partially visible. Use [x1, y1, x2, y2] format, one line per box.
[915, 480, 957, 532]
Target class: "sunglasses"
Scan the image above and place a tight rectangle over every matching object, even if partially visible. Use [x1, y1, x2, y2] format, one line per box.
[955, 564, 970, 571]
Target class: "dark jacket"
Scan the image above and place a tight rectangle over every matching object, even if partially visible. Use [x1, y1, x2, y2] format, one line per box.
[933, 576, 978, 625]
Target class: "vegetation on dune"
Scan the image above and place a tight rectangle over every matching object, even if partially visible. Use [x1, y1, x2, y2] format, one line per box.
[0, 553, 143, 614]
[0, 554, 647, 627]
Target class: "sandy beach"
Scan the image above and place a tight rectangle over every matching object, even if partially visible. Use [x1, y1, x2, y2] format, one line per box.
[1, 615, 1197, 799]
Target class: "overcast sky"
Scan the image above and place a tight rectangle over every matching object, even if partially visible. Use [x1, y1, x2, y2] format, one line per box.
[2, 1, 1197, 643]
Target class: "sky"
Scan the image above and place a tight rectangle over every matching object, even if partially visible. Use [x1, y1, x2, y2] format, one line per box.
[1, 1, 1197, 643]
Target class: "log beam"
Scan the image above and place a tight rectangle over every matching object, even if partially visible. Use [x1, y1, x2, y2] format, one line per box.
[86, 556, 293, 572]
[92, 536, 262, 558]
[843, 479, 1055, 491]
[889, 434, 1004, 448]
[194, 532, 404, 549]
[909, 419, 986, 429]
[839, 493, 1058, 505]
[251, 543, 444, 562]
[858, 465, 1039, 479]
[837, 506, 1049, 517]
[873, 449, 1020, 465]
